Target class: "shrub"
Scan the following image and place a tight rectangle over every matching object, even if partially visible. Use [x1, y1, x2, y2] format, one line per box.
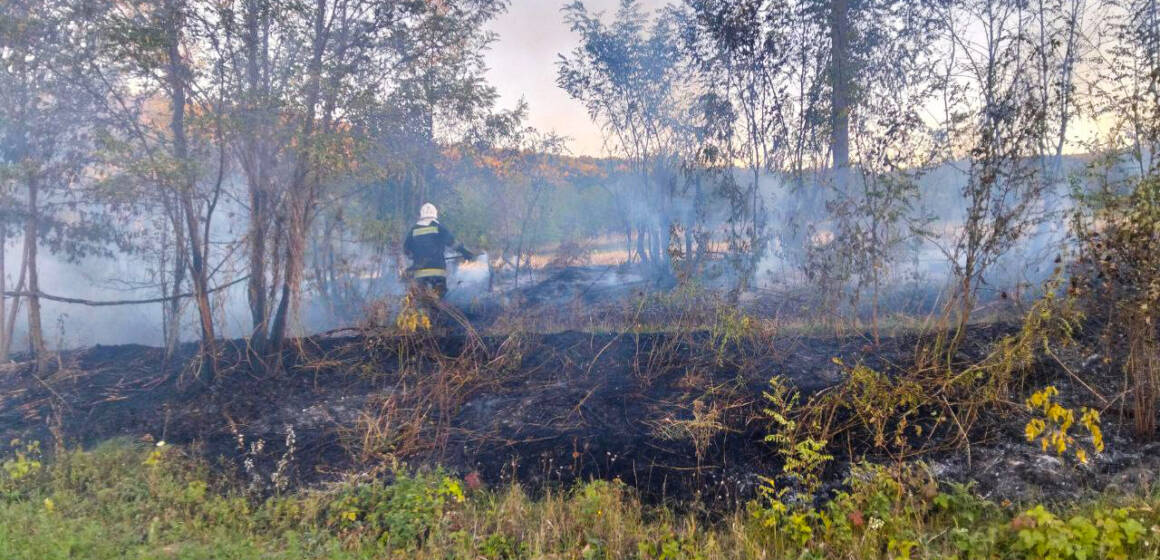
[1076, 174, 1160, 437]
[1, 439, 43, 501]
[1024, 386, 1104, 463]
[327, 469, 465, 552]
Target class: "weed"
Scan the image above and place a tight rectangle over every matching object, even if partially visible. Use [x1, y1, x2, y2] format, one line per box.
[2, 441, 1160, 559]
[709, 306, 755, 365]
[1024, 386, 1104, 463]
[1, 439, 43, 500]
[328, 469, 465, 552]
[761, 377, 833, 500]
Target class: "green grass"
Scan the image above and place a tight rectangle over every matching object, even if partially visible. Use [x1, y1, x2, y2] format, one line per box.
[2, 439, 1159, 559]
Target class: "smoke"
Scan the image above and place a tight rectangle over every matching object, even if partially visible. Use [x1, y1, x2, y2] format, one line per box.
[0, 149, 1104, 353]
[445, 254, 492, 306]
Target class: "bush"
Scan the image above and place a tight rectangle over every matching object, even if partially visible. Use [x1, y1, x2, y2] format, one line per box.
[1076, 174, 1160, 437]
[327, 469, 465, 552]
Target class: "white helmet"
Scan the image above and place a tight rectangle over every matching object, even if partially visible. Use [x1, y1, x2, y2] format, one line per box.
[419, 202, 438, 221]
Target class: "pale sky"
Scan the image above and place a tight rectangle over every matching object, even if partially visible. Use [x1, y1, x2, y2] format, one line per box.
[483, 0, 667, 157]
[484, 1, 1108, 158]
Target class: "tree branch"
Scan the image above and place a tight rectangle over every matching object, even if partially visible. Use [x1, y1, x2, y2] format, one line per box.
[2, 275, 249, 307]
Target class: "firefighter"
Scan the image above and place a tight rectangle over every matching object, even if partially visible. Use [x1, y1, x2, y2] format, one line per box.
[403, 203, 475, 302]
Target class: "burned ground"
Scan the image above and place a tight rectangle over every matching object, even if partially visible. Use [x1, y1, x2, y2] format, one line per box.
[3, 315, 1154, 509]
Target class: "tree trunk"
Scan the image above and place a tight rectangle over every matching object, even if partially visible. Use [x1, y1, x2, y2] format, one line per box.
[830, 0, 851, 191]
[166, 0, 217, 379]
[0, 233, 6, 362]
[636, 225, 647, 265]
[24, 176, 46, 369]
[684, 226, 693, 269]
[268, 0, 327, 363]
[269, 200, 305, 360]
[625, 225, 633, 264]
[952, 269, 974, 353]
[3, 236, 27, 361]
[243, 0, 270, 356]
[247, 185, 269, 354]
[656, 213, 670, 277]
[163, 204, 187, 362]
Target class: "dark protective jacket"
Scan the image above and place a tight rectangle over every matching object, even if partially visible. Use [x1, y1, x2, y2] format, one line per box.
[404, 221, 458, 278]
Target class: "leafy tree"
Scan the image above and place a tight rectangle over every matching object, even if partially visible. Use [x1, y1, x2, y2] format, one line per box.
[0, 0, 124, 367]
[74, 0, 231, 375]
[302, 1, 510, 324]
[558, 0, 686, 277]
[1090, 0, 1160, 178]
[679, 0, 799, 294]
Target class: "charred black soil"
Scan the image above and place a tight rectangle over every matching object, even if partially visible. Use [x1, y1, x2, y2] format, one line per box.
[1, 323, 1155, 509]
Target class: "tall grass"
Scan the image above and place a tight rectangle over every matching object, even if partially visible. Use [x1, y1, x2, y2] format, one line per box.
[2, 439, 1158, 559]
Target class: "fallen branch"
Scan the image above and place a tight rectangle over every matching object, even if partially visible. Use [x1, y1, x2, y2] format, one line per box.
[2, 275, 249, 307]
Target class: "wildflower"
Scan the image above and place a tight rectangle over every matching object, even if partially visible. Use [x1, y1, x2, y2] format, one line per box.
[848, 509, 865, 528]
[465, 471, 483, 491]
[868, 517, 884, 531]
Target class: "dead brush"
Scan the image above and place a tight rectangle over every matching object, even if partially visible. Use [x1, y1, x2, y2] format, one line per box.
[630, 287, 777, 385]
[545, 239, 593, 269]
[762, 273, 1092, 468]
[648, 378, 750, 475]
[1124, 316, 1160, 437]
[1074, 175, 1160, 438]
[649, 399, 730, 474]
[352, 392, 433, 465]
[337, 308, 535, 471]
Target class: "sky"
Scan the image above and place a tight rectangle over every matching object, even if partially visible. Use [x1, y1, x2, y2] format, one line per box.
[483, 0, 667, 157]
[484, 0, 1108, 158]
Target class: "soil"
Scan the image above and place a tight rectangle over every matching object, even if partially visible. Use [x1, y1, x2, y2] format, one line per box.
[0, 291, 1156, 507]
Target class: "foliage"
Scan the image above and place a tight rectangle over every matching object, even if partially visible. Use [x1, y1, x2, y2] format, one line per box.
[761, 377, 833, 500]
[0, 439, 42, 500]
[1076, 174, 1160, 437]
[396, 294, 433, 333]
[1, 440, 1160, 559]
[1010, 505, 1148, 560]
[757, 277, 1091, 474]
[1023, 386, 1104, 464]
[328, 470, 465, 552]
[958, 271, 1085, 402]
